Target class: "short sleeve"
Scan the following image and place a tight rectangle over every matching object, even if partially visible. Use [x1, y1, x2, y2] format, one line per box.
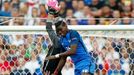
[70, 31, 79, 45]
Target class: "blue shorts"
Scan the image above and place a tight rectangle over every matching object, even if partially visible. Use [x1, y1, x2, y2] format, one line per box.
[75, 59, 96, 75]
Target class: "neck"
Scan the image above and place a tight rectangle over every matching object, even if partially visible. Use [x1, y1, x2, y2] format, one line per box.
[5, 8, 9, 12]
[65, 29, 69, 36]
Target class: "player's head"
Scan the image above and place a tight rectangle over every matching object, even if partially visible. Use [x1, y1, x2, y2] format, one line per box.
[55, 19, 68, 36]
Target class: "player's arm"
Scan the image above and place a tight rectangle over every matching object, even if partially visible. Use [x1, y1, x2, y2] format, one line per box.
[46, 31, 79, 60]
[46, 14, 60, 48]
[53, 56, 67, 74]
[46, 0, 60, 48]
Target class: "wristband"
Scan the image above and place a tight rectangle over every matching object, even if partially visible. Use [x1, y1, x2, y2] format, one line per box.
[55, 54, 60, 58]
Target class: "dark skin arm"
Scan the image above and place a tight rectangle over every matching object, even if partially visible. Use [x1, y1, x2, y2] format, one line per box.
[45, 44, 77, 60]
[54, 56, 67, 73]
[59, 44, 77, 56]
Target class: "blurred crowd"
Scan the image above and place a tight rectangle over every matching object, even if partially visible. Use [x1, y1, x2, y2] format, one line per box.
[0, 34, 133, 75]
[0, 34, 50, 74]
[0, 0, 134, 25]
[0, 0, 134, 75]
[83, 36, 134, 75]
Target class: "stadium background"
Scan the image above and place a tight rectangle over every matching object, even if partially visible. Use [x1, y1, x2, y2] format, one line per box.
[0, 0, 134, 75]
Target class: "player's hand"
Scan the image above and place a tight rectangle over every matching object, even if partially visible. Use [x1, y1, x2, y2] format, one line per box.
[45, 55, 56, 60]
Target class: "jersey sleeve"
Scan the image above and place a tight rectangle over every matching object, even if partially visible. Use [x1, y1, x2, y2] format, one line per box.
[46, 21, 60, 48]
[70, 31, 80, 45]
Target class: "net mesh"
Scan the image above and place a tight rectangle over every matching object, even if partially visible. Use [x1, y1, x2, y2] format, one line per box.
[0, 30, 133, 75]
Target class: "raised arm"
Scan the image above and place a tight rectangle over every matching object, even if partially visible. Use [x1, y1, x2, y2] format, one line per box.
[46, 15, 60, 48]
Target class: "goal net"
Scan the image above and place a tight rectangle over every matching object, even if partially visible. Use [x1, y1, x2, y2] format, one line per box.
[0, 26, 133, 75]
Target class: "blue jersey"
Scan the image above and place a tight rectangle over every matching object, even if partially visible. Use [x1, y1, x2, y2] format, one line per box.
[59, 30, 96, 74]
[59, 30, 92, 64]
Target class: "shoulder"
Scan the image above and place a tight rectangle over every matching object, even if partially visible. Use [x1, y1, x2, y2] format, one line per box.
[69, 30, 80, 40]
[69, 30, 79, 35]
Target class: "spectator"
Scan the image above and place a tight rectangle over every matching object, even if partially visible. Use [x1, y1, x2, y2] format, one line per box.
[0, 54, 11, 74]
[24, 35, 35, 60]
[19, 3, 28, 17]
[0, 1, 11, 16]
[0, 35, 4, 48]
[123, 5, 132, 17]
[36, 43, 46, 65]
[28, 7, 40, 25]
[10, 57, 30, 75]
[132, 2, 134, 10]
[31, 7, 39, 18]
[69, 18, 78, 25]
[39, 4, 47, 18]
[8, 8, 20, 25]
[10, 0, 20, 9]
[89, 0, 104, 11]
[59, 1, 66, 18]
[108, 59, 125, 75]
[107, 0, 120, 11]
[66, 9, 74, 18]
[112, 10, 121, 18]
[99, 18, 109, 25]
[88, 18, 96, 25]
[35, 36, 46, 64]
[101, 5, 112, 18]
[83, 5, 93, 18]
[0, 0, 133, 26]
[11, 8, 19, 17]
[19, 3, 30, 25]
[10, 35, 24, 46]
[72, 0, 78, 12]
[18, 15, 25, 25]
[78, 19, 88, 25]
[23, 50, 41, 74]
[105, 43, 120, 62]
[74, 0, 85, 18]
[130, 42, 134, 61]
[39, 20, 46, 25]
[120, 17, 133, 25]
[120, 47, 131, 74]
[17, 44, 26, 57]
[131, 9, 134, 18]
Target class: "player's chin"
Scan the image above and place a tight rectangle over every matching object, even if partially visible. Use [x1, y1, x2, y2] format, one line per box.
[62, 34, 66, 37]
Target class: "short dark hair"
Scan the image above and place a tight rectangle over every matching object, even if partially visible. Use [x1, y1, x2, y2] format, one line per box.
[55, 21, 64, 28]
[55, 20, 66, 33]
[54, 18, 66, 27]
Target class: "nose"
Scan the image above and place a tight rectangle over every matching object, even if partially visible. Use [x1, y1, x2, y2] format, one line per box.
[58, 31, 62, 35]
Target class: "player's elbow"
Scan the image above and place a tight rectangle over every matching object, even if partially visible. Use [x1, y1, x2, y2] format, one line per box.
[69, 50, 76, 55]
[70, 45, 77, 55]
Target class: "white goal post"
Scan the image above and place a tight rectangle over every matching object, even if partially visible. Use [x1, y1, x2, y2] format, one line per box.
[0, 25, 134, 38]
[0, 25, 134, 31]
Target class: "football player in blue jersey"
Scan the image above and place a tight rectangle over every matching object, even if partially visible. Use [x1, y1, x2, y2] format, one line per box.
[46, 16, 96, 75]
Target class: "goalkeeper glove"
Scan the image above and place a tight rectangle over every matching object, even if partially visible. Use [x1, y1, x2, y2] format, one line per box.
[47, 0, 60, 17]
